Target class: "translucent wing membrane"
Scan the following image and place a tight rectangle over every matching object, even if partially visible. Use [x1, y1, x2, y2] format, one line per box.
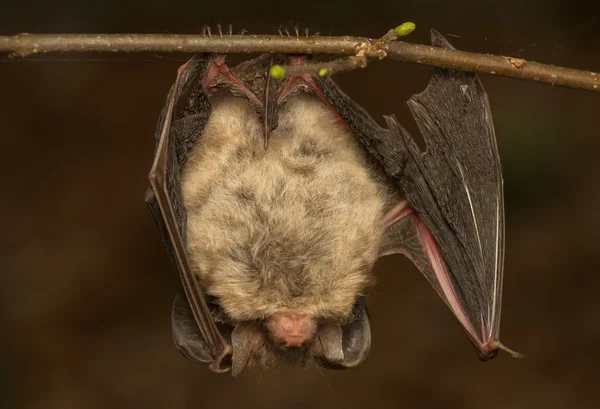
[382, 202, 499, 358]
[383, 31, 510, 359]
[315, 30, 518, 359]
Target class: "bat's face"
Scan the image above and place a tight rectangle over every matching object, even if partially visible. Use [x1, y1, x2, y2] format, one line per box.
[180, 94, 392, 373]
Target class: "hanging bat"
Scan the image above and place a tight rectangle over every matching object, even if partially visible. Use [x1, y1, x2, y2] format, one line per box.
[145, 30, 521, 376]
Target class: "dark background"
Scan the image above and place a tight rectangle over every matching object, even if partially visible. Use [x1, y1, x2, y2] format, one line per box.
[1, 1, 599, 408]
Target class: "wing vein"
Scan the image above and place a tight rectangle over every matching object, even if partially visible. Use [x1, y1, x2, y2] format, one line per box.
[490, 192, 500, 339]
[456, 159, 483, 259]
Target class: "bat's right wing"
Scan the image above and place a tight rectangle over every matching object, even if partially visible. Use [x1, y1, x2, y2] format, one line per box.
[146, 53, 290, 374]
[145, 56, 232, 372]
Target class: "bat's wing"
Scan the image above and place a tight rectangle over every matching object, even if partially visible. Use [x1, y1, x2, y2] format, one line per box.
[315, 30, 519, 359]
[147, 53, 291, 374]
[145, 56, 232, 372]
[392, 30, 514, 359]
[391, 32, 506, 358]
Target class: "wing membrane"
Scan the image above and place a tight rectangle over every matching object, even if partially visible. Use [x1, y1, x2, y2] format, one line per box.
[385, 31, 508, 358]
[315, 30, 515, 359]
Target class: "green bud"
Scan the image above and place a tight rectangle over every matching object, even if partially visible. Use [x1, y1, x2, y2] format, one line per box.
[318, 67, 329, 77]
[395, 22, 416, 37]
[270, 65, 286, 79]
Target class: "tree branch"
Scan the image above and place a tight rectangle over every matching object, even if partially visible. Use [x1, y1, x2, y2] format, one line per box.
[0, 33, 598, 93]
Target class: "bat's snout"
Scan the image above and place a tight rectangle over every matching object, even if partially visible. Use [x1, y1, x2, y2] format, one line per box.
[266, 313, 317, 348]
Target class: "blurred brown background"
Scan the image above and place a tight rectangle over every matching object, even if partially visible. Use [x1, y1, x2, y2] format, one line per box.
[1, 1, 599, 408]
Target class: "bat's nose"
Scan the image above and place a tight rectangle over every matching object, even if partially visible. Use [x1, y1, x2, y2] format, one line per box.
[266, 313, 317, 348]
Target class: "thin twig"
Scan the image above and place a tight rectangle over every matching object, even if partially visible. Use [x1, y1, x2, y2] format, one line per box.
[279, 56, 368, 78]
[0, 33, 598, 93]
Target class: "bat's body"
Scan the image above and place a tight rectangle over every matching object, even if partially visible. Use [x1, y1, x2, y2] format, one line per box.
[181, 94, 393, 370]
[146, 31, 520, 376]
[182, 95, 389, 322]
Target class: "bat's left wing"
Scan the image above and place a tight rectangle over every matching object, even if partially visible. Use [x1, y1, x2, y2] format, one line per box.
[316, 30, 520, 359]
[389, 31, 505, 358]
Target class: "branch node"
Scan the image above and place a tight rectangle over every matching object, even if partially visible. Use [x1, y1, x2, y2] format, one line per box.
[508, 57, 527, 69]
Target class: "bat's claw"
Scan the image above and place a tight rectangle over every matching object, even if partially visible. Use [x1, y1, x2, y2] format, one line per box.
[204, 23, 239, 39]
[277, 23, 312, 38]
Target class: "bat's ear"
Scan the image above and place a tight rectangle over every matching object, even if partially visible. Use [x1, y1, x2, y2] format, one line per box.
[339, 299, 372, 368]
[171, 293, 234, 372]
[171, 293, 214, 364]
[315, 298, 371, 369]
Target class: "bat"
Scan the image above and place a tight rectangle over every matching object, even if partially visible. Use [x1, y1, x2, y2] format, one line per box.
[145, 30, 521, 376]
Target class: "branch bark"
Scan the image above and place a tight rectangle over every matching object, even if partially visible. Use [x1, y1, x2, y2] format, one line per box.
[0, 33, 598, 93]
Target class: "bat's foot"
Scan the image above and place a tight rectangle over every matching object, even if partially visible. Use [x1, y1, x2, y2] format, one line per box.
[275, 24, 291, 38]
[201, 23, 239, 38]
[276, 58, 326, 104]
[275, 23, 311, 38]
[273, 55, 359, 111]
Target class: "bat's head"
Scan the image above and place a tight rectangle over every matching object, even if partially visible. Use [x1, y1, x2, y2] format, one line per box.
[180, 95, 393, 374]
[211, 295, 374, 375]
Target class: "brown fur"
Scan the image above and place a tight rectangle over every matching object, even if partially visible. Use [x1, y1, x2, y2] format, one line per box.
[181, 94, 392, 324]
